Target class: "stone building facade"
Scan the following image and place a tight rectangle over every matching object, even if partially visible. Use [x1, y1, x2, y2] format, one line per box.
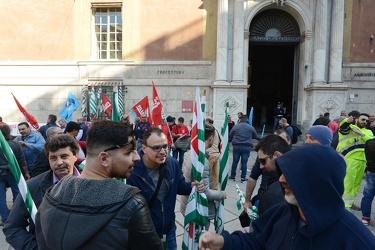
[0, 0, 373, 132]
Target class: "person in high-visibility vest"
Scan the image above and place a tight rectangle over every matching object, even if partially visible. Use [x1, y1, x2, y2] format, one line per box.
[336, 111, 374, 210]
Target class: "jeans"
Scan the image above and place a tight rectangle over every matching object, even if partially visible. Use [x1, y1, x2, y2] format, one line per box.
[361, 171, 375, 218]
[231, 146, 251, 179]
[172, 148, 186, 169]
[164, 224, 177, 250]
[273, 117, 281, 132]
[0, 173, 20, 223]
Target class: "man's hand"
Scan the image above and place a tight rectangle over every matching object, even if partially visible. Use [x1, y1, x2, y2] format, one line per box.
[199, 231, 224, 250]
[221, 191, 227, 200]
[192, 180, 204, 193]
[244, 200, 252, 213]
[24, 172, 30, 180]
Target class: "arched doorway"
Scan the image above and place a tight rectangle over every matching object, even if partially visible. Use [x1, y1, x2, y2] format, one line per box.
[248, 10, 300, 132]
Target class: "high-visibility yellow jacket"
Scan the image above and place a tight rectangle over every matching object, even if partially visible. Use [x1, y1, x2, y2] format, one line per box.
[336, 118, 374, 160]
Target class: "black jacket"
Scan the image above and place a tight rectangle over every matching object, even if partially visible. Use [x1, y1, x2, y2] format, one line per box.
[3, 171, 53, 250]
[35, 175, 163, 250]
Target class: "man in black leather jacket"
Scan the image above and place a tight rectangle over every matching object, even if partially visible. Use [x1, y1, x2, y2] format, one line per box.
[35, 121, 163, 249]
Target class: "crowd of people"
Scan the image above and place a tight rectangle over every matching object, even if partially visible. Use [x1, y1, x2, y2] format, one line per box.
[0, 107, 374, 249]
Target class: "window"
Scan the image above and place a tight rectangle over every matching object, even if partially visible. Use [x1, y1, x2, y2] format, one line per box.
[92, 6, 122, 59]
[83, 82, 124, 121]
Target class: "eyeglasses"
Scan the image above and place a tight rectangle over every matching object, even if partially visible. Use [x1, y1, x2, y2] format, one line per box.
[361, 118, 369, 122]
[103, 139, 136, 152]
[145, 144, 168, 152]
[258, 154, 273, 165]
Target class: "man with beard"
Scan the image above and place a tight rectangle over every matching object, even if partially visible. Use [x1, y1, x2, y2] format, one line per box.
[3, 134, 80, 249]
[127, 127, 204, 249]
[35, 121, 162, 249]
[337, 113, 374, 210]
[199, 144, 375, 249]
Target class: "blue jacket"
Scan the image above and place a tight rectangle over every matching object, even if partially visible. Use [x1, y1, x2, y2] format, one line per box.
[222, 144, 375, 249]
[17, 131, 45, 171]
[229, 121, 259, 148]
[127, 151, 191, 237]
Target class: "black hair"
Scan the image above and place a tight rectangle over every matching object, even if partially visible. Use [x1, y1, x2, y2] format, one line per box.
[86, 121, 134, 156]
[18, 122, 29, 128]
[358, 113, 369, 118]
[44, 134, 79, 157]
[0, 124, 12, 140]
[49, 114, 57, 123]
[205, 124, 215, 140]
[255, 134, 290, 155]
[143, 127, 165, 145]
[178, 117, 185, 123]
[348, 110, 360, 118]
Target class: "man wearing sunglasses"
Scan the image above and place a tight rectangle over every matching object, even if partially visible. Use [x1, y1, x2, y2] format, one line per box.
[240, 132, 290, 232]
[337, 112, 374, 210]
[127, 127, 204, 249]
[35, 121, 163, 249]
[253, 135, 290, 215]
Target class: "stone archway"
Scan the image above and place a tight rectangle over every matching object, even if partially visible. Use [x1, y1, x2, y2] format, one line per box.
[247, 10, 300, 130]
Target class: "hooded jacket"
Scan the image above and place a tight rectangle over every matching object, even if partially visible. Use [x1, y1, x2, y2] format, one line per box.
[35, 175, 162, 250]
[222, 144, 375, 249]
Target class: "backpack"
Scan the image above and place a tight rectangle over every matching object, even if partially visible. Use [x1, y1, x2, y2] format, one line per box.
[287, 125, 302, 144]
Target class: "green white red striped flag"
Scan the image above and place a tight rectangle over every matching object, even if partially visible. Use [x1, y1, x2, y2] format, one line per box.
[89, 84, 97, 121]
[214, 101, 229, 234]
[112, 85, 121, 122]
[97, 84, 103, 114]
[81, 85, 87, 117]
[182, 88, 208, 250]
[0, 131, 37, 222]
[236, 184, 258, 224]
[118, 85, 124, 118]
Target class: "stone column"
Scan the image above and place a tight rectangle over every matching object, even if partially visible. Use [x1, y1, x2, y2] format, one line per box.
[328, 0, 344, 84]
[232, 0, 244, 83]
[215, 0, 229, 83]
[312, 0, 328, 84]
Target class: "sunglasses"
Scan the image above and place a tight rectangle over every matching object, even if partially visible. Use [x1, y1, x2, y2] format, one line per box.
[361, 118, 369, 122]
[103, 139, 137, 152]
[145, 144, 168, 152]
[258, 154, 273, 165]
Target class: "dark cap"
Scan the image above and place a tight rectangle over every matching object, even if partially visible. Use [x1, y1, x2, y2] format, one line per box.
[166, 116, 174, 122]
[65, 121, 81, 132]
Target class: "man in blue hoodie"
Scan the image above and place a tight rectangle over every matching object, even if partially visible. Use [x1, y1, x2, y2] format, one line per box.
[199, 144, 375, 249]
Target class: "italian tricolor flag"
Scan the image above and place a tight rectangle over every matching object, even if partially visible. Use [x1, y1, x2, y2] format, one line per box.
[182, 88, 209, 250]
[214, 101, 229, 233]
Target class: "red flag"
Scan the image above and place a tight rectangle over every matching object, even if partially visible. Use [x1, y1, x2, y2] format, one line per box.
[11, 93, 40, 129]
[151, 81, 163, 126]
[101, 93, 112, 116]
[132, 96, 151, 123]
